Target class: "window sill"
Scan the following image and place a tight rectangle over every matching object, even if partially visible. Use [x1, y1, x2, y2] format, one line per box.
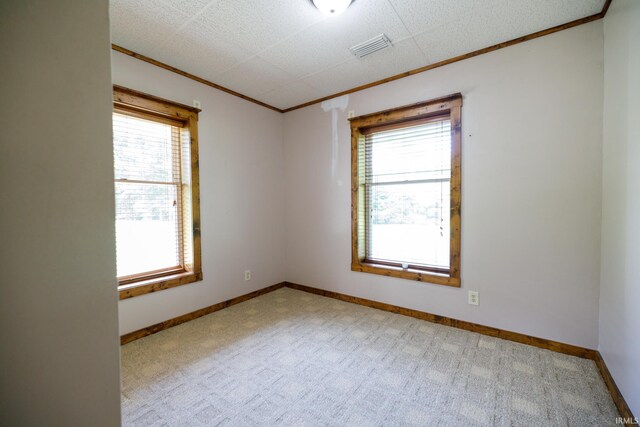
[351, 262, 460, 287]
[118, 271, 203, 300]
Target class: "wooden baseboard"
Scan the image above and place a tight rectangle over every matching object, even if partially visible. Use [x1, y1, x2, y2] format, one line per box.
[594, 352, 637, 425]
[120, 282, 286, 344]
[118, 278, 634, 422]
[284, 281, 638, 421]
[121, 279, 599, 358]
[284, 282, 597, 359]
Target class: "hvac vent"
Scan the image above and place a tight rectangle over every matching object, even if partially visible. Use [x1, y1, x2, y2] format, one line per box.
[350, 34, 392, 58]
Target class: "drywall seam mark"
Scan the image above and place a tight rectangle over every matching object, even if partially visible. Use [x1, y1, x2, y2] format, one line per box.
[321, 95, 349, 184]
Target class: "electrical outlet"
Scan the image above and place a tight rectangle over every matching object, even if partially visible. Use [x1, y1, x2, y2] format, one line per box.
[244, 270, 251, 281]
[193, 99, 201, 109]
[348, 110, 355, 118]
[468, 291, 479, 306]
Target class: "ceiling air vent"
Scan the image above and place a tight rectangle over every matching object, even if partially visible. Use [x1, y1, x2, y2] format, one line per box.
[350, 34, 392, 58]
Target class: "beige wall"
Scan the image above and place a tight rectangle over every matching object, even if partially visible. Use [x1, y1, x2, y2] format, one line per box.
[600, 0, 640, 416]
[0, 1, 121, 425]
[283, 22, 604, 349]
[112, 52, 286, 335]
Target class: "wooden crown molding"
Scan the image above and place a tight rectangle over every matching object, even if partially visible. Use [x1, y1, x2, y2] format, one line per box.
[601, 0, 613, 17]
[282, 4, 610, 113]
[111, 44, 284, 113]
[112, 1, 612, 114]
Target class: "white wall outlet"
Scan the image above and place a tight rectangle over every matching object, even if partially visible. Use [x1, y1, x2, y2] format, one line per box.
[193, 99, 201, 109]
[244, 270, 251, 281]
[468, 291, 479, 306]
[348, 110, 355, 118]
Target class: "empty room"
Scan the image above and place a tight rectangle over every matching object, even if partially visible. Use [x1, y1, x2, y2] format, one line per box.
[1, 0, 638, 425]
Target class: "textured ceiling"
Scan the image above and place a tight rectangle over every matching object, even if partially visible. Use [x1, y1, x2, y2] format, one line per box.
[110, 0, 605, 110]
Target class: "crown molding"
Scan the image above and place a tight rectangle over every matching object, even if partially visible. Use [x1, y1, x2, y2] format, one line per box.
[112, 0, 612, 114]
[111, 44, 284, 113]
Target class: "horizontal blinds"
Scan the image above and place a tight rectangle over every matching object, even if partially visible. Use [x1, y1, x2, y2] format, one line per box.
[180, 127, 194, 271]
[113, 112, 184, 278]
[365, 118, 451, 269]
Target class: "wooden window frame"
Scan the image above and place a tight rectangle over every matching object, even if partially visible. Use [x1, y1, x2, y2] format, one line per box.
[349, 93, 462, 287]
[113, 85, 203, 300]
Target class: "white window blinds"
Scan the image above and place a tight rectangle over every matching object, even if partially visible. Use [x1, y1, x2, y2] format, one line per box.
[113, 111, 192, 279]
[364, 117, 451, 270]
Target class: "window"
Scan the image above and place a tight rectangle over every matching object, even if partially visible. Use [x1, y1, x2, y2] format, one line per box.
[350, 94, 462, 286]
[113, 86, 202, 299]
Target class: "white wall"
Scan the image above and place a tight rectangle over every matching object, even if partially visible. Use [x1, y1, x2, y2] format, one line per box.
[112, 52, 286, 335]
[600, 0, 640, 416]
[0, 1, 121, 425]
[284, 22, 604, 349]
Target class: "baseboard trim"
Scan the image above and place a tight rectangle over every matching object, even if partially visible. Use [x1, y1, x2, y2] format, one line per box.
[119, 279, 634, 420]
[121, 279, 599, 358]
[120, 282, 286, 344]
[594, 352, 637, 425]
[284, 282, 597, 359]
[284, 281, 637, 421]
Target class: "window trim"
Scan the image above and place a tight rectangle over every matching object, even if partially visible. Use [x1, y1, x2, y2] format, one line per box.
[349, 93, 462, 287]
[113, 85, 203, 300]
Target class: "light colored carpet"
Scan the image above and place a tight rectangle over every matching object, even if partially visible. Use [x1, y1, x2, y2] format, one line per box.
[121, 288, 618, 426]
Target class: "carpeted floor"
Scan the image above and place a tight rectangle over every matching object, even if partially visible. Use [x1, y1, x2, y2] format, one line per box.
[121, 288, 618, 426]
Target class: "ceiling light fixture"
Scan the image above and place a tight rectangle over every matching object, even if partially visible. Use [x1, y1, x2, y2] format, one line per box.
[312, 0, 353, 16]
